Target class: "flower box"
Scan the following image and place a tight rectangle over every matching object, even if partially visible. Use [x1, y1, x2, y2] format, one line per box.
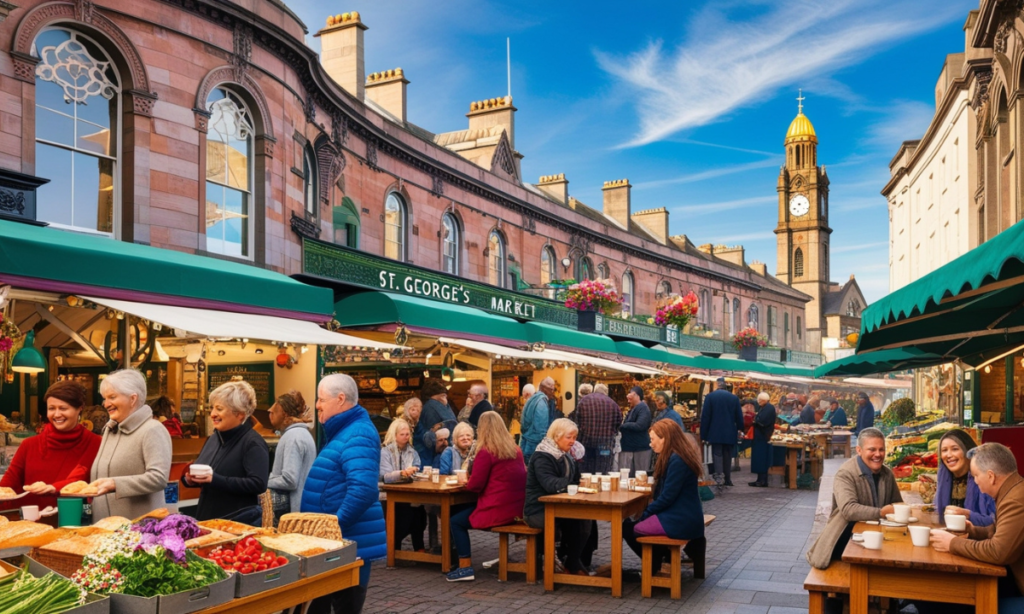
[577, 309, 598, 333]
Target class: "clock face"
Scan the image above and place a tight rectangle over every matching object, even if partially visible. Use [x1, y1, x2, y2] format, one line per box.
[789, 194, 810, 217]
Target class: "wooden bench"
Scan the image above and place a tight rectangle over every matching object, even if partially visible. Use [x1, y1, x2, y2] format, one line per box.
[492, 524, 542, 584]
[638, 514, 715, 599]
[803, 562, 850, 614]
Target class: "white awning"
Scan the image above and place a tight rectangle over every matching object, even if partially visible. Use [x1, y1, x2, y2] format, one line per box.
[438, 337, 663, 375]
[83, 296, 402, 349]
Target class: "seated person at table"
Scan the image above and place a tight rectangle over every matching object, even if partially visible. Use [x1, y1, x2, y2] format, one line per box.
[523, 418, 595, 576]
[806, 427, 903, 569]
[622, 419, 706, 574]
[182, 380, 269, 524]
[928, 443, 1024, 612]
[446, 411, 526, 582]
[822, 398, 848, 427]
[440, 422, 474, 475]
[934, 429, 995, 527]
[379, 418, 426, 552]
[0, 381, 101, 510]
[415, 380, 457, 469]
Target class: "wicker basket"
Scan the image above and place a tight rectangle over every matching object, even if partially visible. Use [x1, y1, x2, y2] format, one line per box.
[29, 547, 84, 577]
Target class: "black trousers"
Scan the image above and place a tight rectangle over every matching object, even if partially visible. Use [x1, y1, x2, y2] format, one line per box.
[525, 514, 596, 573]
[384, 502, 426, 551]
[622, 518, 706, 575]
[307, 584, 367, 614]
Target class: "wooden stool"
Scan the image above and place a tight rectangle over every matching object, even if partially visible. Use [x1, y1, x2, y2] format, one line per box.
[638, 514, 715, 599]
[492, 524, 542, 584]
[804, 562, 850, 614]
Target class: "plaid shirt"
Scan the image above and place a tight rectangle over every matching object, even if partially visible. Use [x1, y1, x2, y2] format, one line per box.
[570, 393, 623, 451]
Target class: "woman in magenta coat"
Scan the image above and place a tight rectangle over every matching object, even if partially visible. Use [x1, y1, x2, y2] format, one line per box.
[446, 411, 526, 582]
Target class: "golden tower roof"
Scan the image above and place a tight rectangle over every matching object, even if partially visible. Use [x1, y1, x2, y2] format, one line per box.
[785, 89, 816, 141]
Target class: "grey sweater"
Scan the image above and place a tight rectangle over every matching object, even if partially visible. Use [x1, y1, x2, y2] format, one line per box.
[267, 422, 316, 514]
[90, 405, 172, 520]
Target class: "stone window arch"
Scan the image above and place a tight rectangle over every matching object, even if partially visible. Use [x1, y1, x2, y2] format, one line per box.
[540, 245, 556, 286]
[699, 289, 710, 326]
[384, 192, 407, 261]
[596, 262, 608, 279]
[441, 211, 460, 275]
[487, 229, 507, 288]
[576, 256, 593, 281]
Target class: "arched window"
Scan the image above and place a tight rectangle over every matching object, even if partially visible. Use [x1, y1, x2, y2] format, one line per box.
[206, 87, 254, 257]
[748, 304, 759, 331]
[576, 257, 593, 281]
[384, 193, 406, 261]
[733, 298, 741, 334]
[699, 289, 710, 325]
[797, 316, 802, 340]
[596, 262, 608, 279]
[656, 280, 672, 299]
[488, 230, 506, 288]
[784, 312, 790, 346]
[441, 212, 460, 275]
[621, 272, 634, 317]
[303, 145, 318, 219]
[794, 247, 804, 278]
[33, 28, 121, 235]
[540, 246, 556, 285]
[333, 196, 359, 248]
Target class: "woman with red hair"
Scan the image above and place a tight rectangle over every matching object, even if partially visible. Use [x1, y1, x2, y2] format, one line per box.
[622, 419, 706, 575]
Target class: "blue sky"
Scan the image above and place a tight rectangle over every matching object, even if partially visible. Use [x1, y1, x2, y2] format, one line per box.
[287, 0, 976, 302]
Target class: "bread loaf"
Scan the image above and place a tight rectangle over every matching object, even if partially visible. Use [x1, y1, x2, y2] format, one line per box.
[278, 513, 342, 541]
[0, 487, 17, 499]
[0, 521, 53, 547]
[257, 533, 346, 557]
[92, 516, 131, 531]
[38, 533, 107, 556]
[60, 481, 99, 496]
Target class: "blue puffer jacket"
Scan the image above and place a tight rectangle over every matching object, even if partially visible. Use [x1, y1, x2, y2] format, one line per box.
[301, 405, 386, 567]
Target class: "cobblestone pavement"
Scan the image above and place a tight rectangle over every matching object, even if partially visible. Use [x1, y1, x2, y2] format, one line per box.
[364, 458, 818, 614]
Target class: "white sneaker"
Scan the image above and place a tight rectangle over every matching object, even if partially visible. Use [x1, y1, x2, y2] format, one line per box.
[481, 557, 499, 569]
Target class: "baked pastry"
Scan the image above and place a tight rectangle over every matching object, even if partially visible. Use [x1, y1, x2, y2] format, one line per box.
[277, 513, 343, 541]
[0, 487, 17, 499]
[130, 508, 170, 524]
[185, 528, 236, 549]
[38, 533, 107, 556]
[60, 481, 99, 496]
[197, 519, 272, 536]
[257, 533, 347, 557]
[92, 516, 131, 531]
[0, 521, 53, 548]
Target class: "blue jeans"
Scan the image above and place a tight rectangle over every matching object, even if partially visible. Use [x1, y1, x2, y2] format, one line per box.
[450, 504, 477, 560]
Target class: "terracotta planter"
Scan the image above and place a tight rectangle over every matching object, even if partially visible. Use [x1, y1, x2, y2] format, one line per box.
[738, 345, 758, 361]
[577, 309, 598, 333]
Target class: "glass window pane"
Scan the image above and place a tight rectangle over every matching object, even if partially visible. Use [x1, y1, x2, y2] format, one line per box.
[384, 195, 403, 260]
[206, 138, 227, 184]
[540, 248, 552, 285]
[35, 142, 73, 227]
[71, 151, 102, 231]
[227, 137, 249, 191]
[77, 119, 112, 156]
[35, 102, 75, 147]
[206, 182, 229, 256]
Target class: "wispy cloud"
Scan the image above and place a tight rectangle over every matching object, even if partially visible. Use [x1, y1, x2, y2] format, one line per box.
[633, 158, 781, 190]
[860, 100, 936, 151]
[672, 196, 776, 216]
[832, 241, 887, 254]
[595, 0, 962, 147]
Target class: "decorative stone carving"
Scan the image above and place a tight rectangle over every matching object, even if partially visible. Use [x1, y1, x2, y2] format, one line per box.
[304, 93, 316, 125]
[490, 130, 517, 179]
[290, 211, 320, 239]
[995, 18, 1012, 54]
[365, 140, 378, 170]
[314, 135, 343, 204]
[12, 52, 39, 83]
[231, 21, 252, 82]
[74, 0, 94, 23]
[0, 188, 25, 215]
[129, 89, 157, 117]
[331, 111, 347, 147]
[431, 174, 444, 198]
[257, 135, 275, 158]
[193, 108, 211, 132]
[194, 65, 275, 142]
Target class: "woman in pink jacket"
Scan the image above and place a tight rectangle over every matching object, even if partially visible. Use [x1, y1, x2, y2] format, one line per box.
[446, 411, 526, 582]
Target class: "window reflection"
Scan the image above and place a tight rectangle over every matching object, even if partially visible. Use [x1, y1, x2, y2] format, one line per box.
[488, 231, 505, 287]
[205, 88, 253, 258]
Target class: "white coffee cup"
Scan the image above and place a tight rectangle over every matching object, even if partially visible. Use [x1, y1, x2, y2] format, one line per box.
[190, 464, 212, 477]
[893, 503, 911, 523]
[21, 505, 39, 522]
[909, 525, 931, 547]
[619, 469, 630, 480]
[945, 513, 967, 531]
[567, 485, 579, 496]
[862, 530, 883, 550]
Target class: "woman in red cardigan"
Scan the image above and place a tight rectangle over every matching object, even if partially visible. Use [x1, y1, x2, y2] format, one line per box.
[446, 411, 526, 582]
[1, 380, 101, 509]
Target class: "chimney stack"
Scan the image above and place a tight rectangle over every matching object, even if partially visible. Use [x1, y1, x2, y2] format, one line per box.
[632, 207, 669, 244]
[315, 12, 367, 101]
[467, 96, 516, 149]
[366, 68, 408, 123]
[536, 174, 568, 204]
[714, 245, 746, 267]
[602, 179, 631, 229]
[749, 260, 767, 276]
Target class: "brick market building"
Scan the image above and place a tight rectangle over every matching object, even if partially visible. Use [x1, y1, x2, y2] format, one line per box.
[0, 0, 815, 357]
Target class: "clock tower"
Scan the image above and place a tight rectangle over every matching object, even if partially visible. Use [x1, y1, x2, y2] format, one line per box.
[776, 92, 831, 351]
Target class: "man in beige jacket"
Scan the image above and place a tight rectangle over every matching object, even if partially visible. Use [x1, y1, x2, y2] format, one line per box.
[806, 428, 903, 569]
[931, 442, 1024, 610]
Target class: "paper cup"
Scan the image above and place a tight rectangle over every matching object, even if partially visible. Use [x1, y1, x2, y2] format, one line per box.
[945, 513, 967, 531]
[909, 525, 931, 547]
[862, 530, 883, 550]
[454, 469, 467, 484]
[21, 505, 39, 522]
[190, 464, 212, 476]
[567, 485, 578, 496]
[619, 469, 630, 480]
[893, 504, 911, 523]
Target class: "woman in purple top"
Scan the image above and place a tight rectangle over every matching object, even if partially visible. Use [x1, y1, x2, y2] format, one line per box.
[934, 429, 995, 527]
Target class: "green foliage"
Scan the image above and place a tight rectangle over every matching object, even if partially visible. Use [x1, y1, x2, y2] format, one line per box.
[881, 398, 916, 428]
[107, 549, 226, 598]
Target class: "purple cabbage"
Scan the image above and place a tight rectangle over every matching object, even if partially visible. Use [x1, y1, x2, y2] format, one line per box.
[130, 514, 199, 563]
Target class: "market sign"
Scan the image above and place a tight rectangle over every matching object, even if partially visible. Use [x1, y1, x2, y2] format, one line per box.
[595, 313, 673, 344]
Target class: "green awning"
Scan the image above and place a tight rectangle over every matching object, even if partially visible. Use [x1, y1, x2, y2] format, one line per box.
[857, 218, 1024, 366]
[523, 322, 619, 355]
[0, 219, 333, 318]
[334, 291, 528, 342]
[813, 348, 946, 378]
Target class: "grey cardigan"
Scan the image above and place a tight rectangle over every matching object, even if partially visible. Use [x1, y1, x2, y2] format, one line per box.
[267, 422, 316, 513]
[90, 405, 173, 520]
[806, 457, 903, 569]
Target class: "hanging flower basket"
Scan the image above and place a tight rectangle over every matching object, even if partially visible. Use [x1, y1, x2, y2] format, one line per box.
[654, 291, 699, 330]
[732, 327, 767, 361]
[564, 279, 622, 315]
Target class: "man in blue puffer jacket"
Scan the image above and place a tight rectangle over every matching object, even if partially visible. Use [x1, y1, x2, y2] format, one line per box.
[303, 373, 385, 614]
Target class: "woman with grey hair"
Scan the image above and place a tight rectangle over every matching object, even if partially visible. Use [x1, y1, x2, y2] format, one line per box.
[91, 369, 172, 520]
[748, 392, 777, 488]
[182, 380, 269, 524]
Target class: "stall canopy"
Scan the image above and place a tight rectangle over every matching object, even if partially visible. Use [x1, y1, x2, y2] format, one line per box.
[522, 321, 619, 355]
[855, 218, 1024, 367]
[439, 337, 661, 375]
[0, 219, 333, 320]
[84, 297, 402, 349]
[813, 348, 944, 378]
[334, 291, 528, 343]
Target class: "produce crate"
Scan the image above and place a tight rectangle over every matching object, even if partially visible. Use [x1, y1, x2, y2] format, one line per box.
[107, 573, 234, 614]
[294, 539, 357, 578]
[29, 545, 84, 577]
[192, 539, 301, 598]
[10, 556, 110, 614]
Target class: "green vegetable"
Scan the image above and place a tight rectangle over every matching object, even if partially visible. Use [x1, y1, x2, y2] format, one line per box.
[107, 549, 226, 598]
[0, 570, 82, 614]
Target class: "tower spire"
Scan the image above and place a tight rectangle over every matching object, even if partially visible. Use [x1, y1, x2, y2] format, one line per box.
[797, 89, 805, 115]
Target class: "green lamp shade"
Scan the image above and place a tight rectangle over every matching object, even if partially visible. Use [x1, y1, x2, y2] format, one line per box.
[12, 330, 45, 374]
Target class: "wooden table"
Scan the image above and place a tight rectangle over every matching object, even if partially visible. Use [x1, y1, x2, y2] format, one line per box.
[769, 442, 802, 489]
[380, 480, 477, 572]
[831, 430, 852, 458]
[539, 490, 650, 597]
[198, 560, 362, 613]
[842, 515, 1005, 614]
